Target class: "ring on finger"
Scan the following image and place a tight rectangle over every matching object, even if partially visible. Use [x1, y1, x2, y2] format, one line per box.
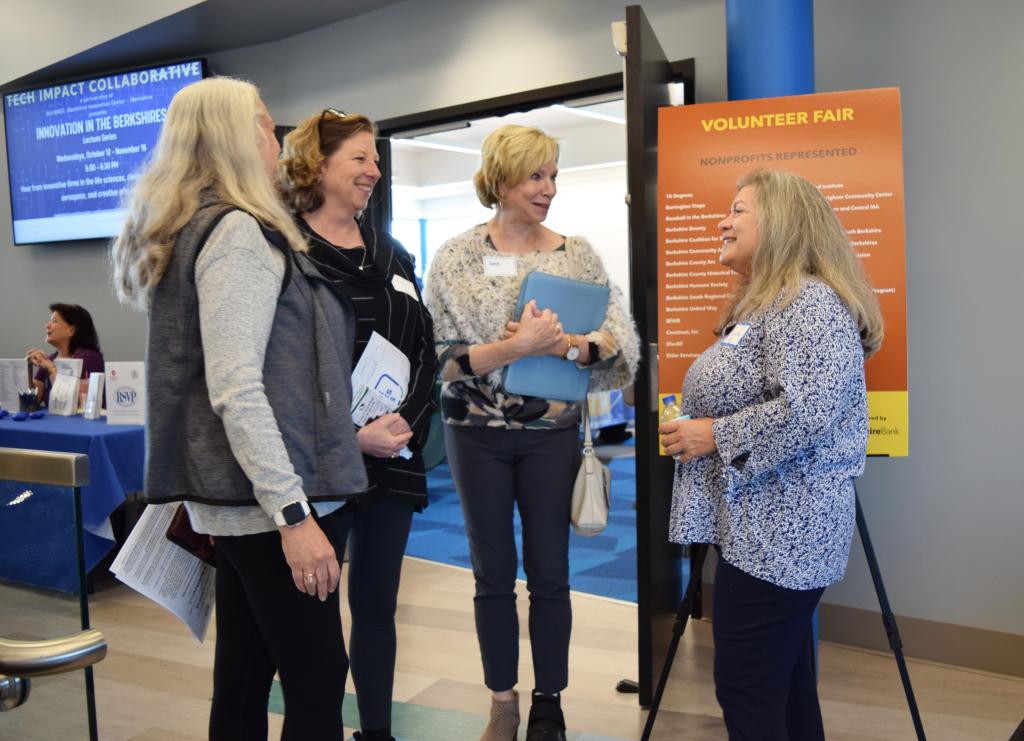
[304, 572, 317, 589]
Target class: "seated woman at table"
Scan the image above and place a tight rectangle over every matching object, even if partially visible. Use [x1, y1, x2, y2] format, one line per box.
[26, 303, 104, 406]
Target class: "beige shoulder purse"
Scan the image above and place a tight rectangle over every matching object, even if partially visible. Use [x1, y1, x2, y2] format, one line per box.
[571, 403, 611, 537]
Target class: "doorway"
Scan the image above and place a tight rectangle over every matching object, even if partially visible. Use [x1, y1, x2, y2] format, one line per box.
[387, 95, 631, 302]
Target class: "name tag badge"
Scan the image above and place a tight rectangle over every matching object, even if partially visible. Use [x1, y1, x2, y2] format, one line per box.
[722, 323, 751, 347]
[483, 255, 517, 277]
[391, 273, 419, 301]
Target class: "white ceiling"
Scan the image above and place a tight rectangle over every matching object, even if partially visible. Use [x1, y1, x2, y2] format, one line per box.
[399, 99, 624, 149]
[391, 98, 626, 191]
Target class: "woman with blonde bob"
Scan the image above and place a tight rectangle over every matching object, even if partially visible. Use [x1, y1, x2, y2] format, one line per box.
[424, 125, 639, 741]
[278, 108, 437, 741]
[659, 169, 883, 740]
[111, 77, 367, 740]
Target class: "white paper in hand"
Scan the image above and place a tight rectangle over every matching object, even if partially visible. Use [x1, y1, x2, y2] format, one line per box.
[111, 504, 215, 642]
[351, 385, 397, 427]
[351, 332, 409, 414]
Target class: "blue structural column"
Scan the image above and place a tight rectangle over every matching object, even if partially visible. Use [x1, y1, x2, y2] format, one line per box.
[725, 0, 819, 667]
[726, 0, 814, 100]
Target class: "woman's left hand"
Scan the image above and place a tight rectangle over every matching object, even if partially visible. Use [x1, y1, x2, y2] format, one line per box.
[659, 417, 717, 463]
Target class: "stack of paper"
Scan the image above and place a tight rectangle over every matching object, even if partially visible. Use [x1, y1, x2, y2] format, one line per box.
[111, 504, 215, 642]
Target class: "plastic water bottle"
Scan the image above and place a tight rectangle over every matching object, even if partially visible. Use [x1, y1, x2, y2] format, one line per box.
[660, 394, 689, 461]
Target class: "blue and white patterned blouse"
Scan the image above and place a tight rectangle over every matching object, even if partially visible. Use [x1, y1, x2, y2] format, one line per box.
[669, 279, 868, 590]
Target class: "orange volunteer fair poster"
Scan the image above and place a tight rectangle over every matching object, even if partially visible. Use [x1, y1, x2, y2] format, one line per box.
[657, 88, 908, 456]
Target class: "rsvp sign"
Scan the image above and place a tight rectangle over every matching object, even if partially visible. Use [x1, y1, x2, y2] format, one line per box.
[105, 362, 145, 425]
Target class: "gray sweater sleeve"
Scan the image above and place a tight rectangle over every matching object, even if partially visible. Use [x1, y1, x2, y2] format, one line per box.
[193, 212, 304, 517]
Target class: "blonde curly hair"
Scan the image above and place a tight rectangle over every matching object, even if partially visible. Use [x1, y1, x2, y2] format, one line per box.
[277, 110, 376, 213]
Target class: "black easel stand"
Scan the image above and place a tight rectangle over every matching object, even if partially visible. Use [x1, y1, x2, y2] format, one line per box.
[639, 543, 709, 741]
[640, 486, 926, 741]
[854, 485, 927, 740]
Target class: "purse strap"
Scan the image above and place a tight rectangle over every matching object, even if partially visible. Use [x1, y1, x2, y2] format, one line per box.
[582, 400, 593, 447]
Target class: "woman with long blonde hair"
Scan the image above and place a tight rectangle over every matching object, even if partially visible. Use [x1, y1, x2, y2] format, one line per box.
[660, 169, 882, 740]
[111, 77, 367, 739]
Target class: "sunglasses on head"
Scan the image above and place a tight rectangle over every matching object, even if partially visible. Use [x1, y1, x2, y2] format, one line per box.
[320, 108, 349, 123]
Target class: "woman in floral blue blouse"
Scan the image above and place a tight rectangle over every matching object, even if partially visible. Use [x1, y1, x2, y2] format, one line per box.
[659, 169, 883, 740]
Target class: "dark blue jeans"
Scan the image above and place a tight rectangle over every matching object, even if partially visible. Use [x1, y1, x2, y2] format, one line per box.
[444, 424, 580, 693]
[712, 556, 826, 741]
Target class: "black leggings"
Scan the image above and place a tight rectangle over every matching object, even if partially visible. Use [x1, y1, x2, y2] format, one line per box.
[209, 507, 353, 741]
[324, 498, 415, 732]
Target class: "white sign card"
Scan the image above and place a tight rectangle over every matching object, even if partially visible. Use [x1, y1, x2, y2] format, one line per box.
[0, 359, 29, 410]
[83, 372, 105, 420]
[105, 362, 145, 425]
[49, 358, 83, 416]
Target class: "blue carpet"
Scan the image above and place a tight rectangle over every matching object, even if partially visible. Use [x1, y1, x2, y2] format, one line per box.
[411, 446, 639, 603]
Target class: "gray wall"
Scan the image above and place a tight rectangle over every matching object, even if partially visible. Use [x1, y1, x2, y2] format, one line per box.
[814, 0, 1024, 635]
[0, 0, 200, 87]
[0, 0, 1019, 637]
[0, 0, 199, 362]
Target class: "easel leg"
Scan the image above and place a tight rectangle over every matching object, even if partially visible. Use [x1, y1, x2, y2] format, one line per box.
[640, 543, 709, 741]
[855, 487, 927, 741]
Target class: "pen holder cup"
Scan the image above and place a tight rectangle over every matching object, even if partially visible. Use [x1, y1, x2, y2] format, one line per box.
[18, 391, 40, 413]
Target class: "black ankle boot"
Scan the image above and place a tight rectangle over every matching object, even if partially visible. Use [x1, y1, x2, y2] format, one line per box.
[525, 691, 567, 741]
[352, 730, 395, 741]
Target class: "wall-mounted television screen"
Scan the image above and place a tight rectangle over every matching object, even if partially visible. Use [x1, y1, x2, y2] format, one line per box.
[3, 58, 206, 244]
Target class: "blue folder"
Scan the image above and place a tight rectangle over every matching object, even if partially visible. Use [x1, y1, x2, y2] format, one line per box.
[502, 271, 611, 401]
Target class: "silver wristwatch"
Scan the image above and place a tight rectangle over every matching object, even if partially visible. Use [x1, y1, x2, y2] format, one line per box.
[565, 334, 581, 361]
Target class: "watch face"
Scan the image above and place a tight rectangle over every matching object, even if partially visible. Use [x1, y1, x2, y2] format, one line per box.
[281, 502, 307, 526]
[567, 345, 581, 361]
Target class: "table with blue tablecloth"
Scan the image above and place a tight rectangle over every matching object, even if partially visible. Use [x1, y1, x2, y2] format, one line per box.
[0, 414, 144, 592]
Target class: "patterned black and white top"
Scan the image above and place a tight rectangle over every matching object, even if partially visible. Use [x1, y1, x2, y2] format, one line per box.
[670, 279, 868, 590]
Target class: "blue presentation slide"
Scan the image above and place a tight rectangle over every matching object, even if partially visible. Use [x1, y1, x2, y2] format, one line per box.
[4, 60, 204, 244]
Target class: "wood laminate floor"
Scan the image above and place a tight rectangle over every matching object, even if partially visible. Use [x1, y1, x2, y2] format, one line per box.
[1, 557, 1021, 740]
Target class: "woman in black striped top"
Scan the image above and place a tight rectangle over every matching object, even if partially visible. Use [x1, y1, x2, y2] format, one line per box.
[279, 110, 436, 741]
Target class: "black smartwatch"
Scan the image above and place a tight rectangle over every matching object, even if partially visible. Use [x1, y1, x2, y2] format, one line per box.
[273, 500, 311, 528]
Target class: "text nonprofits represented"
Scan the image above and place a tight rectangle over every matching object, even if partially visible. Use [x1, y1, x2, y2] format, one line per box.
[657, 89, 908, 456]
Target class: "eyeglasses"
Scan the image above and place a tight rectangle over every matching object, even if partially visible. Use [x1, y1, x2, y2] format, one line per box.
[320, 108, 349, 124]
